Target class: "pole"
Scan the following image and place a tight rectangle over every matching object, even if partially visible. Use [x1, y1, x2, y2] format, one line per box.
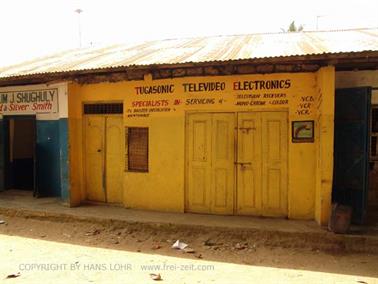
[75, 8, 83, 48]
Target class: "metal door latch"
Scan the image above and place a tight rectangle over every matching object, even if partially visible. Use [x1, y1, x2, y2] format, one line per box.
[235, 127, 256, 133]
[234, 162, 252, 170]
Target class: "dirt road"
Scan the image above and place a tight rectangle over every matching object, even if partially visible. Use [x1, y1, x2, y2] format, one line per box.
[0, 214, 377, 283]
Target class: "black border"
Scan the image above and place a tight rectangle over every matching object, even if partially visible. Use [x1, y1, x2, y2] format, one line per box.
[292, 120, 314, 143]
[127, 127, 149, 173]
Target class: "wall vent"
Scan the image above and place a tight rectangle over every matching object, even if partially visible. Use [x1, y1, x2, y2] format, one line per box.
[83, 103, 123, 114]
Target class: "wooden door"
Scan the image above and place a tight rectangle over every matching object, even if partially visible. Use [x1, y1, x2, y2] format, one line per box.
[105, 116, 124, 203]
[187, 113, 212, 213]
[236, 112, 288, 217]
[236, 112, 262, 214]
[85, 116, 105, 202]
[187, 113, 234, 214]
[261, 112, 288, 216]
[211, 113, 235, 214]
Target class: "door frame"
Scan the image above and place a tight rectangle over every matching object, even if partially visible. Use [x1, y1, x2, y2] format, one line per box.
[184, 109, 289, 216]
[2, 115, 37, 193]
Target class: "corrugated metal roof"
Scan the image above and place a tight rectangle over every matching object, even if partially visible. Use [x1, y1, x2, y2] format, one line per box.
[0, 28, 377, 79]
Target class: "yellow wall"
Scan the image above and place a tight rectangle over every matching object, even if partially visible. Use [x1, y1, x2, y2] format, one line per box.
[315, 66, 335, 225]
[68, 70, 335, 220]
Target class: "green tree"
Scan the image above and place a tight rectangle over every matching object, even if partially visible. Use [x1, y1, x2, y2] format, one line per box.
[282, 21, 304, 32]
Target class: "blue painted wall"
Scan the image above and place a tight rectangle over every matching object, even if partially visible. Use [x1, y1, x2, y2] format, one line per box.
[36, 119, 69, 199]
[0, 119, 4, 191]
[59, 119, 69, 202]
[0, 118, 68, 198]
[36, 120, 60, 197]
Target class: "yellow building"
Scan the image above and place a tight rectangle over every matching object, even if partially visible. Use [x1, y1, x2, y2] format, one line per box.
[1, 29, 378, 226]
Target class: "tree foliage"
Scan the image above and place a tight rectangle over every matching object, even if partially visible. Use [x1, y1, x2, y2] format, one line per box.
[283, 21, 304, 32]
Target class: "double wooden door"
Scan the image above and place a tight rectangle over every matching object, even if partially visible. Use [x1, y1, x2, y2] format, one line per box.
[84, 115, 124, 203]
[186, 112, 288, 216]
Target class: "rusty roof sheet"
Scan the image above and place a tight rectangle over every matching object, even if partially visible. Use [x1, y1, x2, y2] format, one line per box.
[0, 28, 377, 79]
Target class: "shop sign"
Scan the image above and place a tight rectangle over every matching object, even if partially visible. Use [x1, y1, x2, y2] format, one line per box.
[128, 79, 294, 118]
[127, 76, 316, 120]
[0, 88, 58, 114]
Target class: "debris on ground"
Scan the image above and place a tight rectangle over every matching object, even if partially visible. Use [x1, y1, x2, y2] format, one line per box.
[234, 243, 247, 250]
[203, 239, 216, 246]
[85, 229, 100, 236]
[250, 244, 257, 251]
[149, 273, 162, 281]
[5, 272, 20, 279]
[183, 247, 195, 253]
[172, 240, 196, 253]
[203, 239, 223, 248]
[152, 244, 161, 250]
[171, 240, 188, 250]
[0, 213, 377, 283]
[0, 220, 5, 225]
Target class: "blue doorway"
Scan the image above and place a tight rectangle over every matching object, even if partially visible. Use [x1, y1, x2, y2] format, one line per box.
[333, 87, 371, 224]
[1, 116, 37, 194]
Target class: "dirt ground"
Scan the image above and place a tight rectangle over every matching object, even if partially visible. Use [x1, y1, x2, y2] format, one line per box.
[0, 214, 377, 283]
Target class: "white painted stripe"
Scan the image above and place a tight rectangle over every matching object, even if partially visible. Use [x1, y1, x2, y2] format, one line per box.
[57, 83, 68, 119]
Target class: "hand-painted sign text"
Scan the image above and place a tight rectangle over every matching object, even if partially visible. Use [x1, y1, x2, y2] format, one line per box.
[0, 88, 58, 114]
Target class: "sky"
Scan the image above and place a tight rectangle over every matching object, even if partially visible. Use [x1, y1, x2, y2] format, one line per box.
[0, 0, 377, 66]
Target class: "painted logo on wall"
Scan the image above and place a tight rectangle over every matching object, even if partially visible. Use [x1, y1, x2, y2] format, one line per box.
[0, 88, 58, 114]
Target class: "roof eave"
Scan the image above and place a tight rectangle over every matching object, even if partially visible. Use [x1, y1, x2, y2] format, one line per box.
[0, 50, 378, 86]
